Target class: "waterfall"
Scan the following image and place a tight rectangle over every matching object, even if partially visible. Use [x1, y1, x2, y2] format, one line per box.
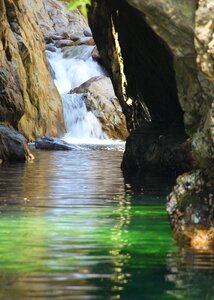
[61, 93, 107, 144]
[47, 46, 108, 143]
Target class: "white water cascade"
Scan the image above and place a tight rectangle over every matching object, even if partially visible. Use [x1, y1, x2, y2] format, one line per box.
[47, 46, 110, 144]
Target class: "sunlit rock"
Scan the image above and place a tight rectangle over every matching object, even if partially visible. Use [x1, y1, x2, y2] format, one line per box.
[72, 76, 129, 140]
[0, 0, 65, 140]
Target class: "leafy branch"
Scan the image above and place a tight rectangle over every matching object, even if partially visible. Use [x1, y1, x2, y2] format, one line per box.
[67, 0, 91, 17]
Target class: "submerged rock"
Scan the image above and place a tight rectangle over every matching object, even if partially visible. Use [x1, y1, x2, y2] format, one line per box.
[72, 76, 128, 140]
[62, 45, 94, 60]
[35, 136, 79, 151]
[0, 125, 34, 162]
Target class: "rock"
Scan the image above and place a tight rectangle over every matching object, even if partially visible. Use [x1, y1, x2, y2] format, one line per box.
[167, 171, 214, 251]
[121, 122, 193, 175]
[46, 44, 56, 52]
[0, 0, 65, 140]
[72, 76, 128, 140]
[0, 124, 34, 162]
[55, 39, 76, 47]
[62, 45, 94, 60]
[35, 136, 79, 151]
[49, 34, 64, 41]
[33, 0, 88, 39]
[74, 37, 95, 46]
[46, 60, 56, 79]
[91, 46, 101, 62]
[84, 27, 92, 37]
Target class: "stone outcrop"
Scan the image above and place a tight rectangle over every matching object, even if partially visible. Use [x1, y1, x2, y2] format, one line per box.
[0, 0, 65, 141]
[0, 124, 34, 162]
[89, 0, 214, 249]
[72, 76, 128, 140]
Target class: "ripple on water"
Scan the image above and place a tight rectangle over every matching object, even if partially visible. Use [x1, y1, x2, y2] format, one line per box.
[0, 149, 214, 300]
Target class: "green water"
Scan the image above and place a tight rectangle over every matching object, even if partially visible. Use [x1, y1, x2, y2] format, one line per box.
[0, 150, 214, 300]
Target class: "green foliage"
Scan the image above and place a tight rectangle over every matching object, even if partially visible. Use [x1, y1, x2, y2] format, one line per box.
[67, 0, 91, 17]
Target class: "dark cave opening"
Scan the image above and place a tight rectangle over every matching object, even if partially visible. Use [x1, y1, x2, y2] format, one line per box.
[114, 2, 184, 130]
[89, 0, 192, 175]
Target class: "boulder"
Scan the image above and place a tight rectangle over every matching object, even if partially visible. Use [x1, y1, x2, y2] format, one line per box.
[72, 76, 128, 140]
[46, 44, 56, 52]
[0, 0, 65, 140]
[0, 124, 34, 162]
[121, 122, 193, 176]
[35, 136, 79, 151]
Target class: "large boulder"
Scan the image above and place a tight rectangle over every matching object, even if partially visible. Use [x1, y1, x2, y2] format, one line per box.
[0, 124, 34, 162]
[0, 0, 65, 140]
[72, 76, 128, 140]
[121, 122, 193, 176]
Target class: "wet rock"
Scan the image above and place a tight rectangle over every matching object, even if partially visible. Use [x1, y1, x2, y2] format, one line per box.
[91, 46, 101, 62]
[72, 76, 128, 140]
[121, 122, 193, 176]
[167, 171, 214, 251]
[35, 136, 79, 151]
[62, 45, 94, 60]
[0, 124, 34, 162]
[46, 60, 56, 80]
[84, 27, 92, 37]
[46, 44, 56, 52]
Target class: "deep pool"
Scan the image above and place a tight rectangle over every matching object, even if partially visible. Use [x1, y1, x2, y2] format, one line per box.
[0, 149, 214, 300]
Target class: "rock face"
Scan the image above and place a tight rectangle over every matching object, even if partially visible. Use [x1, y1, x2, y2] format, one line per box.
[0, 124, 34, 162]
[0, 0, 65, 141]
[72, 76, 128, 140]
[89, 0, 214, 249]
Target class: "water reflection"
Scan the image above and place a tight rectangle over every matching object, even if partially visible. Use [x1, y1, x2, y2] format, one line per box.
[0, 150, 214, 299]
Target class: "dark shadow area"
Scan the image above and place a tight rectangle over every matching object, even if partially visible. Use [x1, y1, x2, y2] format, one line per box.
[114, 2, 183, 129]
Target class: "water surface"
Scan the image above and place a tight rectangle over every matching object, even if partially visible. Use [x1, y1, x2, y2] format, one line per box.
[0, 150, 214, 300]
